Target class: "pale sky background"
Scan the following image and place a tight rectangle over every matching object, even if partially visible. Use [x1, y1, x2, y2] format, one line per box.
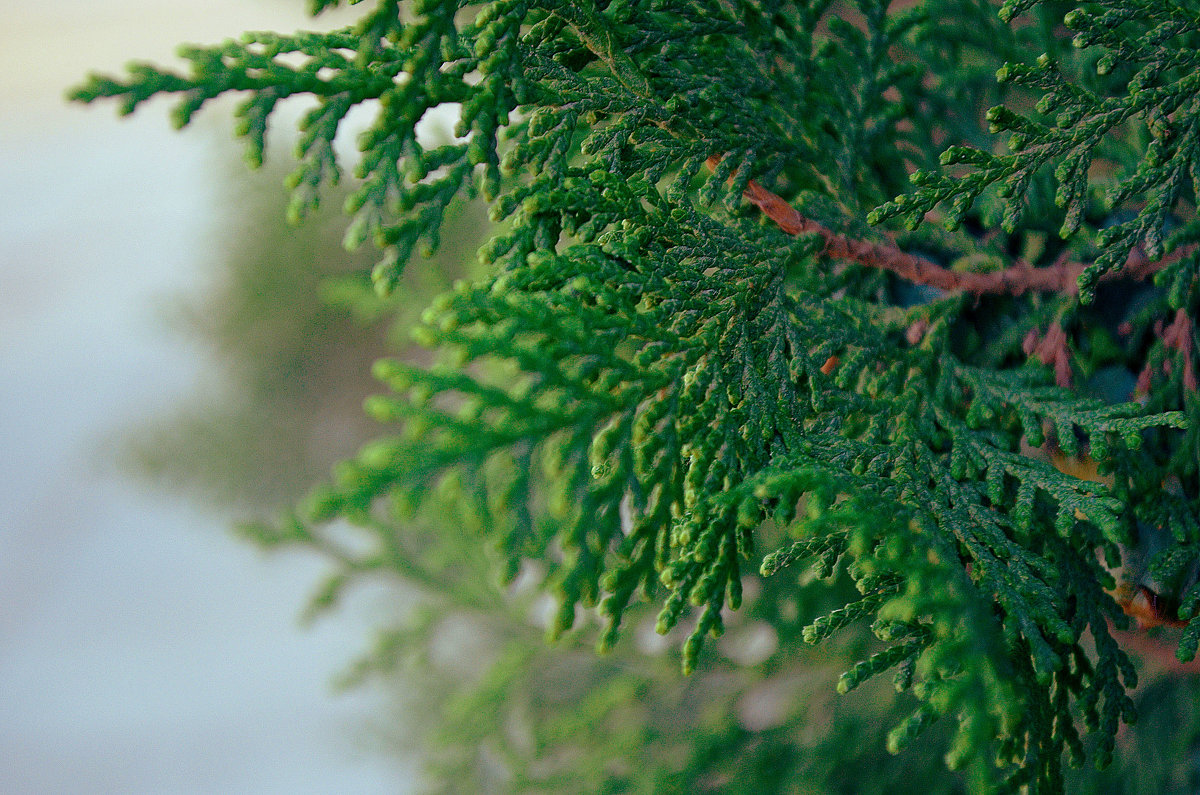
[1, 2, 420, 792]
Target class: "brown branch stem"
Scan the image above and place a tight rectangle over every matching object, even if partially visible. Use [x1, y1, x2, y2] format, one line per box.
[710, 156, 1190, 296]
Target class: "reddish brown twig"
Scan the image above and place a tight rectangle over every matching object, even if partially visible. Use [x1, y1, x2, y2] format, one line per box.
[1110, 622, 1200, 676]
[1163, 308, 1198, 392]
[1023, 322, 1073, 387]
[1137, 308, 1198, 394]
[710, 156, 1189, 296]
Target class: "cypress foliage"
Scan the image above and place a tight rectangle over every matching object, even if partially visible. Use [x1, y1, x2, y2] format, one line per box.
[73, 0, 1200, 790]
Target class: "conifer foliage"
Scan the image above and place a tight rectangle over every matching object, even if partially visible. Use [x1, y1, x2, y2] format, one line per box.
[74, 0, 1200, 790]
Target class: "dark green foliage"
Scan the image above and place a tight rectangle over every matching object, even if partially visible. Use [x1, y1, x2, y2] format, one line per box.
[74, 0, 1200, 791]
[873, 0, 1200, 304]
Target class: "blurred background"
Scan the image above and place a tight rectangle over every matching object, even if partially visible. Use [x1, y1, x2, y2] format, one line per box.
[0, 2, 425, 791]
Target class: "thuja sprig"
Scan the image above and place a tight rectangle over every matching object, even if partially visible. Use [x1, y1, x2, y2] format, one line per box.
[71, 0, 1198, 790]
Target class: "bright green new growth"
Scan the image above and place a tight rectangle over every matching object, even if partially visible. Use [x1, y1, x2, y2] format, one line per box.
[73, 0, 1200, 790]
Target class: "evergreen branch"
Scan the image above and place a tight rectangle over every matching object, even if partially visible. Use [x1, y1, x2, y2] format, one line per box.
[74, 1, 1200, 789]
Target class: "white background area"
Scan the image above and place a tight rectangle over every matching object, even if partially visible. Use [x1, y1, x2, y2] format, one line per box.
[1, 2, 416, 791]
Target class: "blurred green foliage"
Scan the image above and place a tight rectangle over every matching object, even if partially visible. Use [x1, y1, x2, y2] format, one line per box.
[124, 137, 489, 506]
